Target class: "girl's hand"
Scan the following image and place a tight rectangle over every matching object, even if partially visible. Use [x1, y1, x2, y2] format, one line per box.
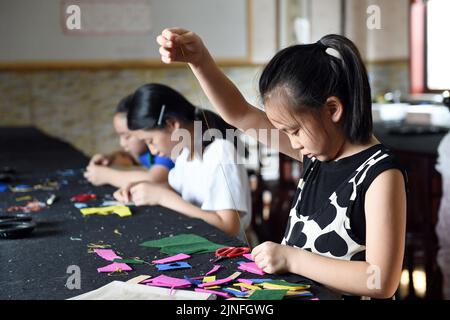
[156, 28, 206, 66]
[252, 241, 292, 274]
[115, 181, 166, 206]
[113, 180, 140, 203]
[84, 164, 109, 186]
[89, 154, 110, 166]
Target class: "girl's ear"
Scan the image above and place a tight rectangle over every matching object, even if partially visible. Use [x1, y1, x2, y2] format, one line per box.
[164, 118, 181, 132]
[325, 96, 344, 123]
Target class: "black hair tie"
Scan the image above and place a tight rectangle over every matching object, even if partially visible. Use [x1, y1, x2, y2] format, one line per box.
[316, 40, 327, 50]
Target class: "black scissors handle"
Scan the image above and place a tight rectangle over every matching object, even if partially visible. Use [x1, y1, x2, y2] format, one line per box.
[0, 214, 32, 224]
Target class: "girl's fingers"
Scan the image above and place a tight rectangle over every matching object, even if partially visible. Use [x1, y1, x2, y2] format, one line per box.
[161, 56, 172, 64]
[162, 27, 189, 40]
[251, 244, 263, 259]
[113, 190, 122, 202]
[159, 46, 171, 58]
[156, 35, 173, 48]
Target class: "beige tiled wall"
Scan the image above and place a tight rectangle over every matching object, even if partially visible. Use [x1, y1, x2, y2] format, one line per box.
[0, 66, 262, 156]
[0, 62, 407, 156]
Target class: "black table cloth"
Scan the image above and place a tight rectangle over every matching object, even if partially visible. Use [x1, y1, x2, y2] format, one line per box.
[0, 126, 339, 300]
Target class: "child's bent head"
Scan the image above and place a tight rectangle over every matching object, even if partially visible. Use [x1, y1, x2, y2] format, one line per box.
[113, 95, 147, 158]
[260, 34, 373, 161]
[126, 83, 243, 160]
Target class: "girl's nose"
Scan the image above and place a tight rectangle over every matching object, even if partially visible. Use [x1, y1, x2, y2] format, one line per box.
[289, 136, 303, 150]
[147, 143, 157, 154]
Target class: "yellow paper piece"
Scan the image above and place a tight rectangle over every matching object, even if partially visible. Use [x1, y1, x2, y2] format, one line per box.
[228, 272, 241, 280]
[80, 206, 132, 218]
[203, 276, 220, 289]
[233, 282, 261, 291]
[126, 275, 152, 284]
[261, 282, 310, 291]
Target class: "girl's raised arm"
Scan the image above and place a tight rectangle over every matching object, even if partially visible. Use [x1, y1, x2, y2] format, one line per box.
[156, 28, 301, 161]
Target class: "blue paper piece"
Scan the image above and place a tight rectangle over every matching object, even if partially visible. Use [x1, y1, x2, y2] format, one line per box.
[247, 278, 273, 283]
[156, 262, 192, 271]
[0, 183, 8, 192]
[15, 184, 32, 190]
[184, 276, 202, 286]
[57, 169, 77, 177]
[222, 288, 248, 297]
[74, 202, 88, 209]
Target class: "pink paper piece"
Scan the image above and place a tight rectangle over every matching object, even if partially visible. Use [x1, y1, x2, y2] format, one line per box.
[143, 275, 191, 288]
[152, 253, 191, 264]
[146, 283, 191, 289]
[197, 276, 235, 288]
[243, 253, 253, 261]
[238, 262, 265, 276]
[97, 262, 132, 273]
[205, 265, 221, 276]
[94, 249, 122, 261]
[195, 288, 231, 299]
[237, 278, 253, 285]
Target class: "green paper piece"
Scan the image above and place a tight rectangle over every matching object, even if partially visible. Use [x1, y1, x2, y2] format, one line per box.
[140, 234, 210, 248]
[249, 289, 288, 300]
[140, 234, 225, 255]
[264, 280, 308, 287]
[112, 258, 146, 264]
[161, 242, 224, 255]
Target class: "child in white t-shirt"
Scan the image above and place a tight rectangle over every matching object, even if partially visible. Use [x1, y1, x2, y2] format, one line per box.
[114, 83, 251, 238]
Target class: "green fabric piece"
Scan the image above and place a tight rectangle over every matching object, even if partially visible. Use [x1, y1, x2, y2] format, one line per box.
[140, 234, 224, 255]
[113, 258, 146, 264]
[264, 280, 308, 287]
[248, 289, 288, 300]
[161, 242, 224, 255]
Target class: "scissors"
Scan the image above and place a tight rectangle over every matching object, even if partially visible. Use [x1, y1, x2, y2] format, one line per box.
[213, 247, 250, 263]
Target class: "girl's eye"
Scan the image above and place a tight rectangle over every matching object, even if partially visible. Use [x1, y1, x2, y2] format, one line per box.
[291, 129, 300, 136]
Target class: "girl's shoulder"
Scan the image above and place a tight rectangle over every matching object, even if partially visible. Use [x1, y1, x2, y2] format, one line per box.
[203, 139, 240, 164]
[353, 144, 407, 194]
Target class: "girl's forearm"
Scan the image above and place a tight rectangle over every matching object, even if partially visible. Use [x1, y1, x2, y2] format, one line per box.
[103, 167, 155, 188]
[189, 51, 300, 160]
[189, 51, 253, 128]
[285, 246, 397, 299]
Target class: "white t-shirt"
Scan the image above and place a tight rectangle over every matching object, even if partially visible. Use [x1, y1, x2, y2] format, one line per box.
[168, 139, 252, 235]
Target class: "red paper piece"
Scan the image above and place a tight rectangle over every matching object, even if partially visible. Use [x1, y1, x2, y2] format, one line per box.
[71, 193, 97, 202]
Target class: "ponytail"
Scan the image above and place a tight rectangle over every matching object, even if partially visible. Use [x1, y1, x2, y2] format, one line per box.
[318, 34, 372, 144]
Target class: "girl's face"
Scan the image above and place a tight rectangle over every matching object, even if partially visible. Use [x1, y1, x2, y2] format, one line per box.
[113, 113, 147, 158]
[130, 120, 183, 160]
[265, 94, 345, 162]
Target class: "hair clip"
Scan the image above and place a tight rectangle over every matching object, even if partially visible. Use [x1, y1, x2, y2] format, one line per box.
[325, 47, 342, 61]
[157, 104, 166, 126]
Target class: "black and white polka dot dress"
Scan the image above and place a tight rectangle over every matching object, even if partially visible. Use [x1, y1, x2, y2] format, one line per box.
[282, 144, 407, 261]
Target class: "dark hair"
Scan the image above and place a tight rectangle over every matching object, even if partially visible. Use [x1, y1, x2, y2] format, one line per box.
[115, 94, 133, 114]
[259, 34, 372, 144]
[127, 83, 245, 152]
